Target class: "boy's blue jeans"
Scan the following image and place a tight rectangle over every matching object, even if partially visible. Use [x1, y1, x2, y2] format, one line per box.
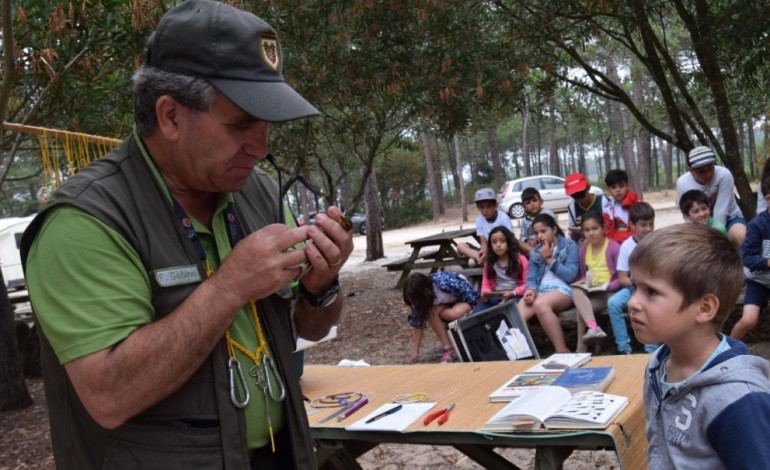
[608, 287, 658, 354]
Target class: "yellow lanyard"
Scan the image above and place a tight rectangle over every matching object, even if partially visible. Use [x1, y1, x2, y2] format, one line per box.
[205, 261, 285, 452]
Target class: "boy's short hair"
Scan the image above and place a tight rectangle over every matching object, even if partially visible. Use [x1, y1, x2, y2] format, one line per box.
[679, 189, 710, 215]
[629, 224, 743, 328]
[604, 169, 628, 187]
[629, 201, 655, 224]
[521, 187, 542, 203]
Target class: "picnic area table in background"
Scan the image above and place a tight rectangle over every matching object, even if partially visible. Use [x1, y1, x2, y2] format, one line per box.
[302, 354, 649, 470]
[383, 227, 478, 289]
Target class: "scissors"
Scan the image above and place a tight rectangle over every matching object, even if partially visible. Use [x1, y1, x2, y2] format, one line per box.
[423, 403, 455, 425]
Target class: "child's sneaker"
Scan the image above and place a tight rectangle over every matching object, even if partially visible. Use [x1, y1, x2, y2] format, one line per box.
[582, 327, 607, 346]
[440, 346, 455, 363]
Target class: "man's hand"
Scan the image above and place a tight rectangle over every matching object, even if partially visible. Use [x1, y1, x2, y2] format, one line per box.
[298, 206, 354, 294]
[213, 224, 311, 305]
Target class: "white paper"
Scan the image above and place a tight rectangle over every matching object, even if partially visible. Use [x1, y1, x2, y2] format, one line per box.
[496, 321, 518, 361]
[497, 322, 534, 360]
[336, 359, 371, 367]
[345, 402, 436, 432]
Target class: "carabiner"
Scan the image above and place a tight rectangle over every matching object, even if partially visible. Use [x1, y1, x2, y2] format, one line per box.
[263, 355, 286, 402]
[228, 357, 250, 408]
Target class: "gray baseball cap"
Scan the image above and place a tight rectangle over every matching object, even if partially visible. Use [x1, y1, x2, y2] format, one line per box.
[474, 188, 497, 202]
[145, 0, 319, 123]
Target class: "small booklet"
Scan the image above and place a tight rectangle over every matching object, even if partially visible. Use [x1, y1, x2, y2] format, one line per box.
[525, 353, 591, 373]
[488, 371, 562, 402]
[482, 387, 628, 431]
[571, 281, 609, 293]
[551, 366, 615, 393]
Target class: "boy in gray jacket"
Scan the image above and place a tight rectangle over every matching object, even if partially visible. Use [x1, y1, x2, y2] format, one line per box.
[628, 224, 770, 469]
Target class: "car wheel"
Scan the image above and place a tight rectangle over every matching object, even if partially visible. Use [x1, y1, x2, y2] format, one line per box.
[359, 223, 367, 235]
[508, 203, 526, 219]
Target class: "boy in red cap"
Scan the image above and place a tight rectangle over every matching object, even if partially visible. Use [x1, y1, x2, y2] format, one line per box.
[565, 173, 609, 241]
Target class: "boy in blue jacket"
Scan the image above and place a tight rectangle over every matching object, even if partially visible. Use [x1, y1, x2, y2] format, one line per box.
[628, 223, 770, 469]
[731, 176, 770, 339]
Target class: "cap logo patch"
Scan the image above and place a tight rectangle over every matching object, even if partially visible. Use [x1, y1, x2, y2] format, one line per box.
[261, 34, 280, 71]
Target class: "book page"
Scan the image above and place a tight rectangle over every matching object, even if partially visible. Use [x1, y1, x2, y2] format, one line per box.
[489, 371, 562, 402]
[484, 386, 571, 430]
[544, 391, 628, 429]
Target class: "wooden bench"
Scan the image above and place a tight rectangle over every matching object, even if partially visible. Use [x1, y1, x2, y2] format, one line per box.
[383, 249, 442, 272]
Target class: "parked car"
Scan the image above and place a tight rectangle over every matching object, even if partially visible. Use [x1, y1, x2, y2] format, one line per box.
[497, 175, 605, 219]
[296, 211, 385, 235]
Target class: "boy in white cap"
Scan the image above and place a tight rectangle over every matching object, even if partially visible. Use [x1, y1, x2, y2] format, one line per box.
[676, 145, 746, 246]
[457, 188, 514, 264]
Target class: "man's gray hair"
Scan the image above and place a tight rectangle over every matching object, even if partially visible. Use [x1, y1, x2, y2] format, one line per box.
[132, 66, 218, 138]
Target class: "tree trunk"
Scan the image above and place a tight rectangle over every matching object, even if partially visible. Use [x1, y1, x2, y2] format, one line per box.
[454, 134, 468, 223]
[421, 130, 442, 221]
[445, 139, 460, 197]
[566, 103, 576, 174]
[0, 270, 33, 411]
[364, 167, 384, 261]
[663, 135, 674, 190]
[433, 135, 445, 216]
[487, 124, 504, 190]
[522, 104, 531, 177]
[548, 101, 560, 175]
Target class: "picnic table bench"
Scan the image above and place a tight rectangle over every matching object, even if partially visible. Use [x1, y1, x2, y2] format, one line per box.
[384, 228, 478, 289]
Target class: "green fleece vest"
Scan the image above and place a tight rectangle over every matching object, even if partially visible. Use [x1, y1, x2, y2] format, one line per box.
[21, 136, 316, 470]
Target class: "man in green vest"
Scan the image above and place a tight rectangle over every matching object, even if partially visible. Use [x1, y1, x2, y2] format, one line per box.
[21, 1, 352, 469]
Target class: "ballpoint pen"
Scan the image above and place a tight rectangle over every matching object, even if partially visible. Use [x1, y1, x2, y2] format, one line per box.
[365, 404, 403, 424]
[336, 397, 369, 421]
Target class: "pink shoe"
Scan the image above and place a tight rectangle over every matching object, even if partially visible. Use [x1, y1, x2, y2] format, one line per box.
[440, 347, 454, 363]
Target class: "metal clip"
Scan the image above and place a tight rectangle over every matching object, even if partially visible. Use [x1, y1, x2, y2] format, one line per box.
[228, 357, 250, 408]
[263, 355, 286, 402]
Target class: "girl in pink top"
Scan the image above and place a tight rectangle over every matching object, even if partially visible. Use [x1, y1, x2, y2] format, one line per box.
[474, 226, 529, 313]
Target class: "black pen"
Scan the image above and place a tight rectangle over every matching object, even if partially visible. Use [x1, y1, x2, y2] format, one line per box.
[365, 404, 403, 424]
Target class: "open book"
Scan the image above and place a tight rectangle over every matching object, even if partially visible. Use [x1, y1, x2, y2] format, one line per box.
[483, 387, 628, 431]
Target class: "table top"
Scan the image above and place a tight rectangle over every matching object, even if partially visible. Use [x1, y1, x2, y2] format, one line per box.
[405, 227, 477, 247]
[301, 355, 649, 468]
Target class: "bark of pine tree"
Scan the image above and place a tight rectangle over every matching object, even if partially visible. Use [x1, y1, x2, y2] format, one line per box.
[364, 168, 384, 261]
[548, 102, 560, 176]
[486, 124, 504, 190]
[453, 134, 468, 222]
[522, 105, 531, 177]
[421, 130, 442, 221]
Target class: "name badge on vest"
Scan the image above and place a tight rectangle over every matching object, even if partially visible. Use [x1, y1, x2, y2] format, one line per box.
[154, 265, 202, 287]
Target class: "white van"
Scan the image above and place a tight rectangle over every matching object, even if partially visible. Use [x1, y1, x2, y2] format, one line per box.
[0, 215, 35, 290]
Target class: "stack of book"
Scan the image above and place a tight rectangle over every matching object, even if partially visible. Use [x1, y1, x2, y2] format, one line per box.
[484, 353, 625, 431]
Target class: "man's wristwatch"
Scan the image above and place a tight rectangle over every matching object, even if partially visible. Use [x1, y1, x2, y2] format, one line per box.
[299, 277, 340, 308]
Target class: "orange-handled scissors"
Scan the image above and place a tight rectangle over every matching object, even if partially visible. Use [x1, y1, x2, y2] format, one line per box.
[423, 403, 455, 425]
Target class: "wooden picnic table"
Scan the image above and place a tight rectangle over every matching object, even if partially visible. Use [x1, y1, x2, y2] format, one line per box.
[384, 227, 478, 289]
[303, 354, 649, 470]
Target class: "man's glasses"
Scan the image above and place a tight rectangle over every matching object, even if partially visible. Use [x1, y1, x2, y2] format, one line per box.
[570, 190, 587, 200]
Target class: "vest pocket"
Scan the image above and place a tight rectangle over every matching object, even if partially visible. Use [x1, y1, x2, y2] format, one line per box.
[102, 423, 224, 469]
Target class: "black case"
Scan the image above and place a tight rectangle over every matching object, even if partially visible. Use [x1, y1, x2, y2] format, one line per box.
[448, 300, 539, 362]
